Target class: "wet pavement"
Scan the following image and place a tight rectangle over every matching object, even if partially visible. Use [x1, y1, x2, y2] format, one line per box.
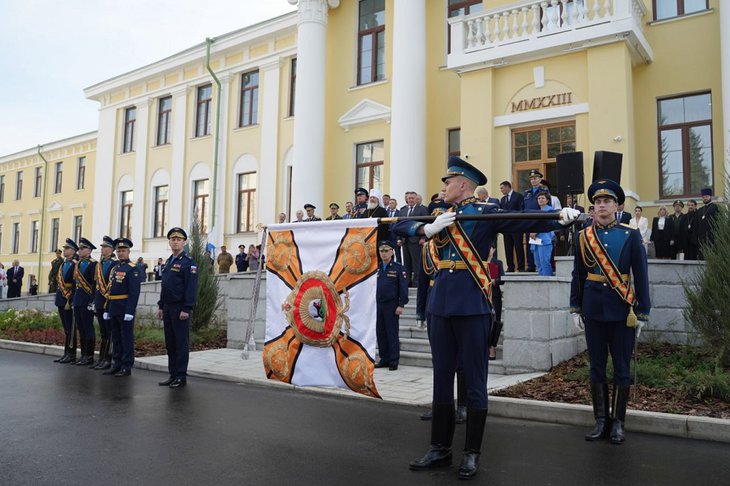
[2, 348, 729, 486]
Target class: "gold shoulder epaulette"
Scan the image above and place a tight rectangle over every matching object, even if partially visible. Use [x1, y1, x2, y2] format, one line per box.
[128, 262, 136, 267]
[620, 223, 633, 229]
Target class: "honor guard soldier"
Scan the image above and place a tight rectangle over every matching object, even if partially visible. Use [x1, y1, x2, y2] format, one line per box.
[374, 241, 409, 371]
[157, 228, 199, 388]
[72, 238, 98, 366]
[92, 236, 117, 369]
[570, 179, 650, 445]
[395, 156, 579, 479]
[102, 238, 141, 377]
[54, 239, 78, 364]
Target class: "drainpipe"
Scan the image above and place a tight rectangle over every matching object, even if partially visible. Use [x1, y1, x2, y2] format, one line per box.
[205, 38, 221, 245]
[36, 145, 50, 292]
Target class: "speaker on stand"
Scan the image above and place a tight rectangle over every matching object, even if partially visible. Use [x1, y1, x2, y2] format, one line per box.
[592, 151, 623, 183]
[556, 152, 585, 256]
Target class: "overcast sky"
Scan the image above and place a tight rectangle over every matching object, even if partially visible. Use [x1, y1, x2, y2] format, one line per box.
[0, 0, 296, 156]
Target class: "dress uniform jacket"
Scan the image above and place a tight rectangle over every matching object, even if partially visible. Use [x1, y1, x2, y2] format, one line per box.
[55, 259, 76, 307]
[158, 253, 198, 312]
[570, 222, 650, 322]
[107, 260, 141, 317]
[377, 260, 409, 305]
[72, 258, 97, 307]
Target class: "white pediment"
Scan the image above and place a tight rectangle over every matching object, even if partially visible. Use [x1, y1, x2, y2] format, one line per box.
[48, 201, 63, 212]
[338, 98, 391, 131]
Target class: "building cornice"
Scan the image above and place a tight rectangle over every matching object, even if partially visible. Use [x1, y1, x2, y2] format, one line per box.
[0, 131, 97, 164]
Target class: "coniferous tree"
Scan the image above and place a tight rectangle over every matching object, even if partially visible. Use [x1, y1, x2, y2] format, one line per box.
[187, 217, 221, 332]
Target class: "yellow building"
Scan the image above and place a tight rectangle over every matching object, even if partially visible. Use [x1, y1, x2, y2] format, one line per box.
[0, 132, 97, 292]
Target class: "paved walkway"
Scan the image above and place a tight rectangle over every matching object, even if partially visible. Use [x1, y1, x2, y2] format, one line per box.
[135, 348, 544, 406]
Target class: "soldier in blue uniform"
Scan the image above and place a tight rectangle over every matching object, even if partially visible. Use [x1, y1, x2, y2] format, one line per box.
[72, 238, 98, 366]
[522, 168, 544, 271]
[92, 236, 117, 369]
[102, 238, 141, 377]
[157, 227, 199, 388]
[570, 179, 650, 445]
[353, 187, 368, 217]
[374, 240, 409, 371]
[397, 156, 579, 480]
[54, 239, 78, 364]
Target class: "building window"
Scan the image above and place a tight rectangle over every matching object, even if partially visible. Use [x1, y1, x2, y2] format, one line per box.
[73, 216, 83, 243]
[357, 0, 386, 85]
[120, 190, 133, 239]
[239, 70, 259, 127]
[30, 220, 39, 253]
[653, 0, 708, 21]
[448, 0, 484, 52]
[658, 92, 713, 198]
[15, 171, 23, 200]
[356, 141, 384, 193]
[289, 58, 297, 117]
[512, 121, 576, 193]
[50, 218, 60, 252]
[153, 185, 169, 238]
[0, 175, 4, 203]
[156, 96, 172, 146]
[193, 179, 209, 233]
[123, 107, 136, 153]
[448, 128, 461, 157]
[54, 162, 63, 194]
[236, 172, 257, 233]
[34, 167, 42, 198]
[195, 85, 212, 137]
[12, 222, 20, 254]
[76, 157, 86, 190]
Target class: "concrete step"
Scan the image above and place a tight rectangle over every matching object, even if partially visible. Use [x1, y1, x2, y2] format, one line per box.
[400, 337, 431, 353]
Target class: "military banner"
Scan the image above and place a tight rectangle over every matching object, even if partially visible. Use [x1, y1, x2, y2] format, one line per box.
[263, 219, 381, 398]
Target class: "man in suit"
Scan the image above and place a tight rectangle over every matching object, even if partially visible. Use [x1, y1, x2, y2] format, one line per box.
[616, 203, 631, 225]
[6, 259, 24, 298]
[667, 200, 685, 259]
[476, 187, 500, 205]
[397, 191, 429, 287]
[499, 181, 525, 272]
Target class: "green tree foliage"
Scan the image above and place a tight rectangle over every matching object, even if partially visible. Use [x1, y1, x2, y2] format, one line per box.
[186, 218, 220, 331]
[683, 177, 730, 372]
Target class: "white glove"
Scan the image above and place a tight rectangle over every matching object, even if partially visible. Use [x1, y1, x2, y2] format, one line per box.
[123, 314, 134, 321]
[559, 208, 581, 226]
[103, 312, 109, 320]
[571, 313, 584, 331]
[87, 304, 95, 312]
[636, 319, 647, 339]
[423, 211, 456, 238]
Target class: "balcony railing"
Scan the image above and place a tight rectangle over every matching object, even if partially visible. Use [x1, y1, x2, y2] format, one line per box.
[448, 0, 653, 71]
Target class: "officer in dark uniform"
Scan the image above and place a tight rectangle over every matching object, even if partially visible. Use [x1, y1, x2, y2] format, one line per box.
[102, 238, 141, 377]
[374, 240, 409, 371]
[570, 179, 650, 445]
[72, 238, 98, 366]
[522, 168, 544, 271]
[54, 239, 78, 364]
[157, 227, 199, 388]
[353, 187, 368, 217]
[396, 156, 579, 479]
[303, 204, 322, 222]
[92, 236, 117, 369]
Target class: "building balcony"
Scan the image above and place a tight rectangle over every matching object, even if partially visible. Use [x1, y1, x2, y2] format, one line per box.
[447, 0, 653, 71]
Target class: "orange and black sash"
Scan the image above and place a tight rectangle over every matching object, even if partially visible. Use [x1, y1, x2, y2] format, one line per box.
[57, 262, 74, 300]
[95, 258, 113, 300]
[445, 221, 493, 303]
[74, 260, 94, 295]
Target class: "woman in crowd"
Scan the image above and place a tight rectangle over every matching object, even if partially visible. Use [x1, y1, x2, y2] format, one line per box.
[247, 244, 260, 272]
[630, 206, 650, 249]
[0, 263, 6, 299]
[529, 191, 555, 276]
[650, 206, 674, 259]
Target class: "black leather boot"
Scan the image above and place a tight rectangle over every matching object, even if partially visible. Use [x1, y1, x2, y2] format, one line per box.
[458, 407, 487, 480]
[76, 340, 92, 366]
[585, 382, 610, 441]
[420, 410, 432, 421]
[610, 384, 630, 444]
[91, 340, 106, 369]
[54, 354, 69, 363]
[456, 371, 467, 424]
[98, 341, 113, 370]
[409, 403, 455, 471]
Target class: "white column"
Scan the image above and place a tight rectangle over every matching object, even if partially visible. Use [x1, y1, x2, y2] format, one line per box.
[288, 0, 339, 212]
[259, 60, 282, 225]
[91, 107, 117, 244]
[169, 87, 189, 228]
[389, 0, 427, 201]
[720, 2, 730, 199]
[210, 74, 231, 248]
[132, 98, 151, 248]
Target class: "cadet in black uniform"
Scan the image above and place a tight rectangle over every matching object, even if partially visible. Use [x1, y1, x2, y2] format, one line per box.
[374, 240, 409, 371]
[157, 228, 199, 388]
[72, 238, 98, 366]
[570, 179, 650, 444]
[54, 239, 78, 364]
[103, 238, 141, 377]
[92, 236, 117, 369]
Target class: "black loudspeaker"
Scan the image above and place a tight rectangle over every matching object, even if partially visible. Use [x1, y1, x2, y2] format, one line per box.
[556, 151, 585, 194]
[592, 151, 623, 183]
